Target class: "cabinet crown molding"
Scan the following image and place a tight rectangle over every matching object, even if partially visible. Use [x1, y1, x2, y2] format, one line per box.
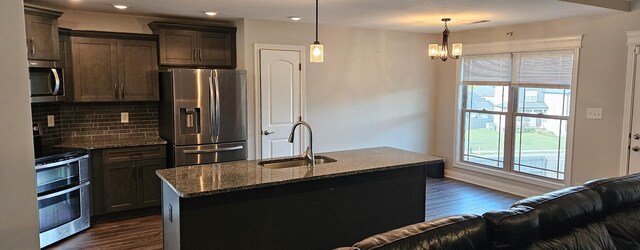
[67, 30, 157, 41]
[24, 4, 63, 18]
[148, 21, 237, 33]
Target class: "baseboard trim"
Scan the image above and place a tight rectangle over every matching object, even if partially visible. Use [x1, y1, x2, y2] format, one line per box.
[445, 169, 555, 197]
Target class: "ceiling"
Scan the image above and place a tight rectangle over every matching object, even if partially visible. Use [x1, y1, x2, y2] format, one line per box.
[25, 0, 620, 33]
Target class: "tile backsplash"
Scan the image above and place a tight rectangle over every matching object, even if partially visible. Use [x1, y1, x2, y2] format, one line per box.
[32, 102, 159, 146]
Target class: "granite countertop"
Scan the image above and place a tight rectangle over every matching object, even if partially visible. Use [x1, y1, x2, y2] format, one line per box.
[156, 147, 444, 198]
[57, 137, 167, 150]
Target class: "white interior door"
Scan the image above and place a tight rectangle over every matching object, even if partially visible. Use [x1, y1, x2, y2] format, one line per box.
[630, 45, 640, 174]
[260, 49, 302, 159]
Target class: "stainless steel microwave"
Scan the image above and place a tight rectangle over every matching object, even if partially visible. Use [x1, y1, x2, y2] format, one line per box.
[29, 61, 65, 103]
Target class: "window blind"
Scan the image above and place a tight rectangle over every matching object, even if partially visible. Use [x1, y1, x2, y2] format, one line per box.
[513, 50, 574, 88]
[463, 54, 511, 84]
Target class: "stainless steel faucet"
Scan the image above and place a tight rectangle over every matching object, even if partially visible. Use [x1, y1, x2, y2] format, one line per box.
[288, 121, 315, 166]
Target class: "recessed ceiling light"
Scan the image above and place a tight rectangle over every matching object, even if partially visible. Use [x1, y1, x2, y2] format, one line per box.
[113, 4, 128, 10]
[204, 11, 218, 16]
[289, 16, 302, 21]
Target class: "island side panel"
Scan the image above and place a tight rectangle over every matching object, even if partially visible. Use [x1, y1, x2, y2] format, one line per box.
[425, 161, 445, 178]
[162, 182, 181, 249]
[172, 164, 427, 250]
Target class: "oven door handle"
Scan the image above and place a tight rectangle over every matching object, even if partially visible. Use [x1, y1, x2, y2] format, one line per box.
[37, 182, 90, 201]
[36, 155, 89, 170]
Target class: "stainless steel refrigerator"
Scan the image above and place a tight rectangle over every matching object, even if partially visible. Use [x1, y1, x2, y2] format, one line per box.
[159, 69, 247, 167]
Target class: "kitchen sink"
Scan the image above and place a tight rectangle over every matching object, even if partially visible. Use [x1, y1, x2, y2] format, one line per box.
[258, 156, 337, 169]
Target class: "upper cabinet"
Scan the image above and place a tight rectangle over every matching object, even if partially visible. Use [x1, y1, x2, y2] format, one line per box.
[70, 32, 158, 102]
[148, 22, 237, 68]
[58, 28, 74, 102]
[24, 5, 62, 61]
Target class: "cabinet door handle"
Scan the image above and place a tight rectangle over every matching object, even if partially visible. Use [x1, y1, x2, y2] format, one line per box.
[30, 37, 35, 56]
[120, 83, 125, 99]
[193, 49, 197, 62]
[199, 49, 202, 62]
[114, 84, 119, 98]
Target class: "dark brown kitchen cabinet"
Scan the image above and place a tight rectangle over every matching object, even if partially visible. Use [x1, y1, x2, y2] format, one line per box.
[118, 40, 159, 101]
[103, 162, 138, 213]
[157, 29, 198, 66]
[149, 21, 236, 68]
[137, 159, 165, 207]
[70, 32, 158, 102]
[91, 145, 166, 215]
[58, 29, 74, 102]
[24, 6, 62, 61]
[198, 31, 234, 66]
[71, 37, 119, 102]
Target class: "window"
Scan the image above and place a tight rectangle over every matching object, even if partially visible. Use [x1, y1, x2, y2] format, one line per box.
[459, 50, 575, 180]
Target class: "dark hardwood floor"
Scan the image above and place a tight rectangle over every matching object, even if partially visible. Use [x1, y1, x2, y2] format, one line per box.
[425, 178, 522, 220]
[48, 177, 521, 249]
[47, 214, 163, 250]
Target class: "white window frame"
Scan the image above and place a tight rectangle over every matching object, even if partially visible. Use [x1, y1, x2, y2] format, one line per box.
[453, 35, 582, 189]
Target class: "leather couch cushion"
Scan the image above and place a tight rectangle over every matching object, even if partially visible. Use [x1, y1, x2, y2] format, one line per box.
[602, 205, 640, 249]
[511, 186, 602, 237]
[530, 222, 616, 250]
[483, 206, 538, 248]
[352, 214, 487, 250]
[584, 173, 640, 213]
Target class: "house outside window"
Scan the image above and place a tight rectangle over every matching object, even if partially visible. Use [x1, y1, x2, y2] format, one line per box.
[455, 37, 581, 184]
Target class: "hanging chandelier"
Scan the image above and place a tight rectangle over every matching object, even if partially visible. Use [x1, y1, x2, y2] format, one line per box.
[310, 0, 323, 63]
[429, 18, 462, 62]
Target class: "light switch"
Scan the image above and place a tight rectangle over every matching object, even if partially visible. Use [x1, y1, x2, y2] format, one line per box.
[121, 112, 129, 123]
[586, 108, 603, 120]
[47, 115, 55, 127]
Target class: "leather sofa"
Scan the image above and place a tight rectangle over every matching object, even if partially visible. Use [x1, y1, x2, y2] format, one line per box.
[336, 173, 640, 250]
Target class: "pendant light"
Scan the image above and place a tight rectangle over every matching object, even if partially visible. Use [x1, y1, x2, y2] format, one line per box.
[310, 0, 323, 63]
[429, 18, 462, 62]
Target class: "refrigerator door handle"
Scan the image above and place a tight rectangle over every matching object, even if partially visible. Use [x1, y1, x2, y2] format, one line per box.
[208, 71, 216, 143]
[183, 145, 244, 154]
[213, 70, 222, 138]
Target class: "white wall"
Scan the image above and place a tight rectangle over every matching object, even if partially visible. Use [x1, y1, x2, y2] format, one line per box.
[435, 9, 640, 195]
[0, 0, 41, 249]
[241, 19, 439, 158]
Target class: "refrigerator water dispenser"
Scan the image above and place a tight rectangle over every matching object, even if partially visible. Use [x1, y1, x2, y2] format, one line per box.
[180, 108, 201, 134]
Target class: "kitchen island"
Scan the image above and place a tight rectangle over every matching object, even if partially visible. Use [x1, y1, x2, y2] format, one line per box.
[156, 147, 444, 250]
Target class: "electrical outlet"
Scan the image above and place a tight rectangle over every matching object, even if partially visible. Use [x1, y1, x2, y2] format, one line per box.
[121, 112, 129, 123]
[47, 115, 55, 127]
[586, 108, 603, 120]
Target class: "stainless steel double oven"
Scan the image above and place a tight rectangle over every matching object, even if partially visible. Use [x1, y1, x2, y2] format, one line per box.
[35, 149, 90, 248]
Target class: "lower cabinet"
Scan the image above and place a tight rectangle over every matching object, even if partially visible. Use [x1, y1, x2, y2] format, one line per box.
[91, 145, 166, 215]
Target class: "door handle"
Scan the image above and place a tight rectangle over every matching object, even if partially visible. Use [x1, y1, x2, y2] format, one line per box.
[199, 49, 203, 62]
[114, 84, 119, 98]
[120, 83, 125, 99]
[208, 72, 215, 142]
[51, 68, 61, 95]
[213, 70, 221, 137]
[263, 130, 275, 135]
[193, 49, 197, 62]
[634, 134, 640, 140]
[633, 146, 640, 152]
[183, 146, 244, 154]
